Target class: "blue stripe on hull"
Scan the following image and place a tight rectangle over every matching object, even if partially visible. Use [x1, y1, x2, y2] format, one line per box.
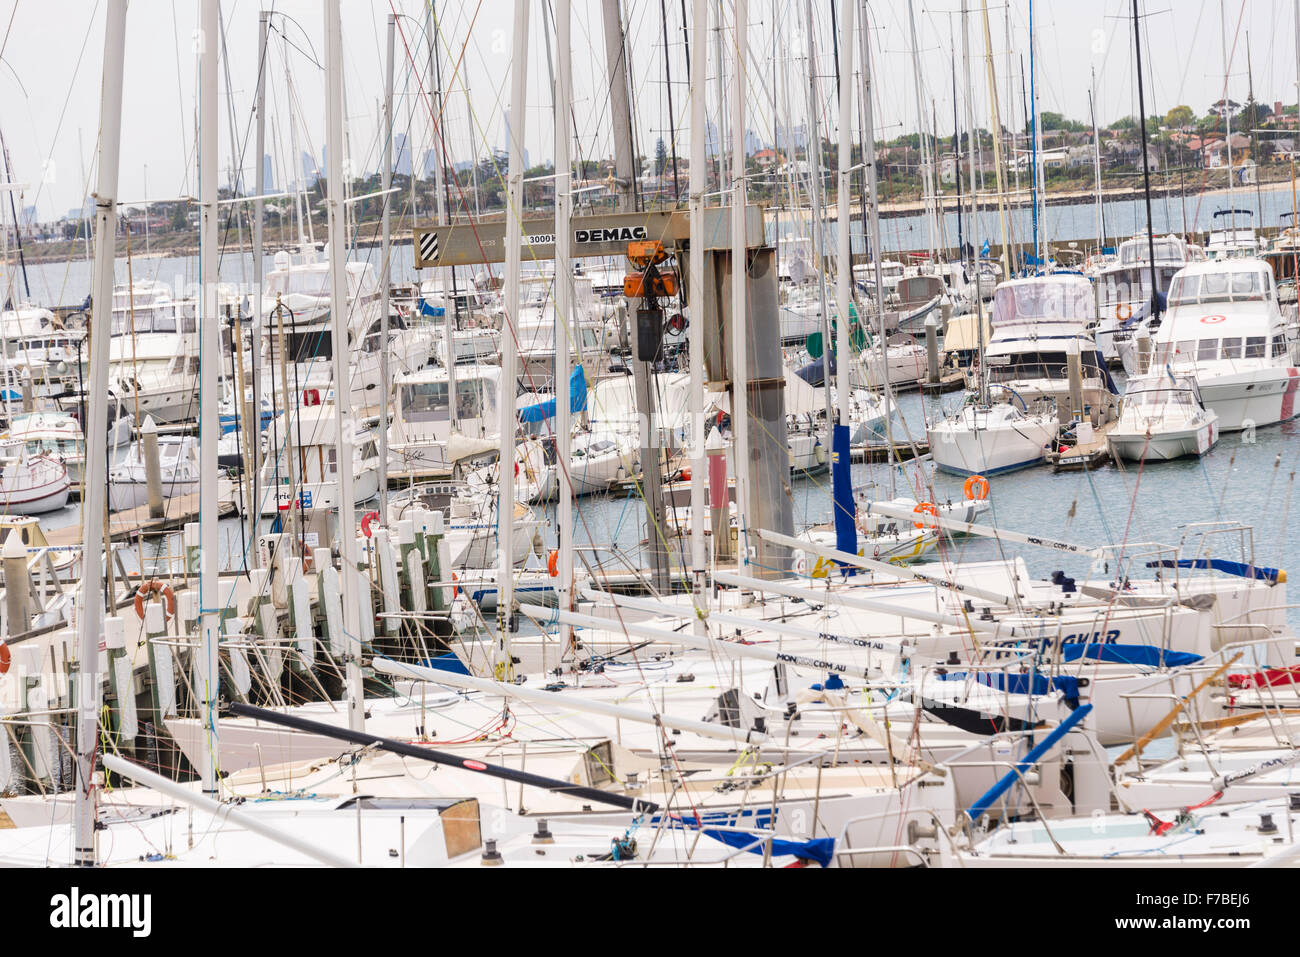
[934, 457, 1044, 478]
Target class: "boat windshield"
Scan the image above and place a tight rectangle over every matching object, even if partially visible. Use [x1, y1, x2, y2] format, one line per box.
[1167, 268, 1269, 306]
[399, 379, 497, 422]
[992, 278, 1094, 326]
[1128, 383, 1196, 410]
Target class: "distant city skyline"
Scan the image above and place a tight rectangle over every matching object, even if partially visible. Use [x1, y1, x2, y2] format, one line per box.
[3, 1, 1298, 222]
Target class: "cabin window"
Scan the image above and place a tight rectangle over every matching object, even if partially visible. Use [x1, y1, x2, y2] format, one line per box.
[456, 380, 488, 420]
[1245, 336, 1266, 359]
[401, 382, 450, 422]
[1220, 337, 1242, 359]
[1168, 275, 1197, 305]
[1272, 338, 1289, 358]
[1197, 339, 1219, 362]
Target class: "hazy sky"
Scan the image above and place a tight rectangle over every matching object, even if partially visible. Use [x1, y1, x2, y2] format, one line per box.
[1, 0, 1296, 221]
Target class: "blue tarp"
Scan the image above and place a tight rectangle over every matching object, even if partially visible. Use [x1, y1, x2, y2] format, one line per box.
[795, 353, 836, 387]
[519, 364, 588, 423]
[1146, 558, 1284, 583]
[1061, 643, 1202, 669]
[417, 653, 471, 676]
[938, 670, 1081, 706]
[417, 298, 446, 317]
[651, 809, 835, 867]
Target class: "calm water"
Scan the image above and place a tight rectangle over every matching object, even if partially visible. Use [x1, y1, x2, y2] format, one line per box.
[541, 387, 1300, 628]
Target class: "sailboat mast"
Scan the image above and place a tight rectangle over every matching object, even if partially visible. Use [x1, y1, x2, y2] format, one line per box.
[1132, 0, 1160, 315]
[980, 0, 1011, 277]
[498, 0, 530, 675]
[74, 0, 128, 868]
[804, 0, 833, 423]
[907, 0, 935, 261]
[1090, 67, 1105, 253]
[555, 0, 575, 651]
[836, 0, 853, 427]
[732, 0, 750, 574]
[380, 14, 394, 519]
[324, 0, 364, 731]
[197, 0, 222, 795]
[251, 10, 268, 550]
[689, 0, 708, 613]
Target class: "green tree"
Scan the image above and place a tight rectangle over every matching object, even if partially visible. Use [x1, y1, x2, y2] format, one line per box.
[653, 137, 668, 176]
[1165, 105, 1195, 130]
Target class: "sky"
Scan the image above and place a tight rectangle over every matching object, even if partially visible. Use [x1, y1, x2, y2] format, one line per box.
[1, 0, 1297, 222]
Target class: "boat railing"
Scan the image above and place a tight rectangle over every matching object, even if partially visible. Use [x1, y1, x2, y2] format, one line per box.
[833, 805, 965, 869]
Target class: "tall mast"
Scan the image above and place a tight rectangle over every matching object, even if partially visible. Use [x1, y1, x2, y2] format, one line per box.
[380, 14, 395, 519]
[555, 0, 575, 651]
[688, 0, 707, 619]
[804, 0, 833, 424]
[907, 0, 935, 261]
[426, 4, 456, 434]
[860, 0, 894, 495]
[732, 0, 750, 576]
[1132, 0, 1160, 317]
[498, 0, 530, 676]
[1028, 0, 1042, 264]
[1090, 67, 1105, 253]
[324, 0, 364, 731]
[831, 0, 857, 559]
[196, 0, 222, 796]
[1222, 0, 1236, 230]
[979, 0, 1010, 276]
[836, 0, 853, 429]
[74, 0, 128, 868]
[251, 10, 268, 548]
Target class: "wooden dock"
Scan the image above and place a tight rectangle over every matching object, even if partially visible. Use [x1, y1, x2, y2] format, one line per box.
[919, 371, 968, 395]
[851, 440, 929, 463]
[44, 492, 238, 548]
[1046, 423, 1114, 472]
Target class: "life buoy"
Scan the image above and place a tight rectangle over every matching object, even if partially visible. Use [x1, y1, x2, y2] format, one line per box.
[133, 580, 176, 622]
[679, 466, 691, 482]
[666, 313, 687, 336]
[912, 501, 939, 529]
[1115, 302, 1131, 322]
[360, 510, 380, 538]
[547, 549, 559, 577]
[963, 474, 990, 501]
[0, 640, 9, 675]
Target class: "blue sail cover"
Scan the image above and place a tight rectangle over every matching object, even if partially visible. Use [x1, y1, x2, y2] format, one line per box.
[417, 297, 446, 317]
[831, 423, 856, 571]
[1146, 558, 1284, 583]
[794, 352, 837, 387]
[938, 670, 1081, 707]
[518, 364, 588, 424]
[1061, 643, 1202, 668]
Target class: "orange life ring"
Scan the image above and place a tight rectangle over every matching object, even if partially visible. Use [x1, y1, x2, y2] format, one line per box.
[912, 501, 939, 529]
[133, 580, 176, 622]
[361, 510, 380, 538]
[547, 549, 559, 577]
[1116, 302, 1131, 322]
[0, 640, 9, 675]
[963, 474, 990, 501]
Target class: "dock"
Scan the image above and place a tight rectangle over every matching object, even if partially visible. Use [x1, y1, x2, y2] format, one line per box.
[919, 371, 967, 395]
[44, 492, 239, 549]
[851, 440, 929, 463]
[1045, 423, 1115, 472]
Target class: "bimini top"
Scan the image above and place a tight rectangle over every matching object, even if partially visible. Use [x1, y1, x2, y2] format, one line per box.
[990, 274, 1094, 329]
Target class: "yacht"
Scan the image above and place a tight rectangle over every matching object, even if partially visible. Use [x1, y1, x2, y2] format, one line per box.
[1107, 372, 1219, 462]
[3, 411, 85, 485]
[108, 433, 200, 512]
[1095, 234, 1201, 362]
[259, 248, 435, 412]
[0, 440, 70, 514]
[1152, 258, 1298, 431]
[386, 364, 501, 473]
[982, 274, 1119, 425]
[1205, 207, 1260, 259]
[258, 402, 380, 516]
